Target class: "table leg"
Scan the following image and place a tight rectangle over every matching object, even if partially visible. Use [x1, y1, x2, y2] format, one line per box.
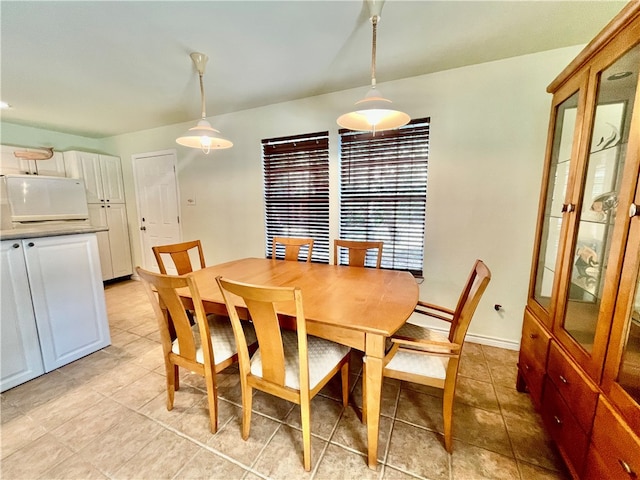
[365, 334, 385, 469]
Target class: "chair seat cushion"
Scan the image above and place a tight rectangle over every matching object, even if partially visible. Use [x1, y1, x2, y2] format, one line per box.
[385, 349, 449, 380]
[172, 314, 256, 366]
[250, 330, 349, 390]
[384, 323, 451, 379]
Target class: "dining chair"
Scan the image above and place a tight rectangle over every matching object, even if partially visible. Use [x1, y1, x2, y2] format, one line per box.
[366, 259, 491, 453]
[272, 236, 314, 263]
[152, 240, 206, 275]
[216, 276, 351, 471]
[333, 239, 383, 268]
[136, 266, 257, 434]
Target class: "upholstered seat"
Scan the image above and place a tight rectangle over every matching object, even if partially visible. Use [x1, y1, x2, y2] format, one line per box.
[250, 330, 349, 390]
[171, 314, 256, 365]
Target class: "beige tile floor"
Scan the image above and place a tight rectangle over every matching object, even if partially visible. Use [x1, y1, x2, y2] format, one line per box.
[1, 279, 570, 480]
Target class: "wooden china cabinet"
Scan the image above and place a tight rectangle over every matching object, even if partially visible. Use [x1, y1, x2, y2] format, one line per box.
[517, 3, 640, 479]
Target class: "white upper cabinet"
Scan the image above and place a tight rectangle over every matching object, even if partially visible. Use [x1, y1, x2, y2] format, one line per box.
[63, 151, 125, 203]
[99, 155, 126, 204]
[0, 145, 66, 177]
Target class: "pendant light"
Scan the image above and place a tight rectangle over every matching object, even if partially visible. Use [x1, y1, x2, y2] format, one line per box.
[176, 52, 232, 154]
[337, 1, 410, 134]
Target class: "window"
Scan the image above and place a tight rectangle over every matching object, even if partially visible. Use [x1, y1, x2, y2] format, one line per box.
[339, 118, 429, 276]
[262, 132, 330, 263]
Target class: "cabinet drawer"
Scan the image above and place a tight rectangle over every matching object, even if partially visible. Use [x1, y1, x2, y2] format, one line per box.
[518, 348, 545, 408]
[546, 341, 598, 434]
[518, 311, 550, 407]
[541, 377, 589, 478]
[520, 310, 550, 367]
[588, 397, 640, 480]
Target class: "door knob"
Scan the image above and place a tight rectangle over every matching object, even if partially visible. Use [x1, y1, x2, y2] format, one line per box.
[140, 226, 146, 231]
[630, 203, 639, 218]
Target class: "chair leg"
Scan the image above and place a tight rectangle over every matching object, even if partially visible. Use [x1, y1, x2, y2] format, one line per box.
[341, 362, 349, 408]
[241, 386, 253, 440]
[174, 364, 180, 391]
[442, 385, 455, 453]
[300, 393, 312, 471]
[165, 361, 176, 411]
[204, 372, 218, 434]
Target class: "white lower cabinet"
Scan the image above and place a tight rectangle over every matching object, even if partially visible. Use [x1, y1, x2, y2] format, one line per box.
[0, 234, 111, 392]
[88, 203, 133, 280]
[0, 241, 45, 391]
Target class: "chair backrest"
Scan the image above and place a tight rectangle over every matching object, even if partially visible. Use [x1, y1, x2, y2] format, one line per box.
[137, 266, 214, 366]
[272, 237, 314, 263]
[216, 276, 309, 390]
[333, 239, 383, 268]
[448, 259, 491, 345]
[152, 240, 206, 275]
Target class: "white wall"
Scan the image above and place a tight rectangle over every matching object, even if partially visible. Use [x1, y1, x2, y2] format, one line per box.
[1, 45, 585, 349]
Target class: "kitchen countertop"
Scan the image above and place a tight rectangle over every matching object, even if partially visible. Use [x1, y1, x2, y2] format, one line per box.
[0, 223, 108, 241]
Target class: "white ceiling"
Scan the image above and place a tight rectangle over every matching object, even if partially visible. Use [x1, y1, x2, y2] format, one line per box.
[0, 0, 629, 139]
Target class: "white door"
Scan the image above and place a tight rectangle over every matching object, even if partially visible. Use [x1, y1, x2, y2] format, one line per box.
[132, 150, 181, 271]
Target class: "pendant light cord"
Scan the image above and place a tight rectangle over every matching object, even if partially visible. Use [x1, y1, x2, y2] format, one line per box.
[371, 15, 378, 88]
[199, 71, 207, 120]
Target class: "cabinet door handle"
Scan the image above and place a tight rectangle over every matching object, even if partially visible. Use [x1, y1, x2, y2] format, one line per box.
[529, 333, 539, 339]
[630, 204, 639, 218]
[561, 203, 575, 213]
[558, 375, 568, 385]
[140, 226, 146, 231]
[12, 243, 20, 249]
[27, 242, 35, 247]
[553, 415, 562, 426]
[618, 459, 636, 477]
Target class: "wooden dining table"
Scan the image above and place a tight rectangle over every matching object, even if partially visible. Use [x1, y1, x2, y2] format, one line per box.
[180, 257, 418, 468]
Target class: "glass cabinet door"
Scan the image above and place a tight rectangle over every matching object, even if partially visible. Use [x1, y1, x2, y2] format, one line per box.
[618, 264, 640, 404]
[532, 91, 580, 316]
[603, 185, 640, 434]
[562, 43, 640, 354]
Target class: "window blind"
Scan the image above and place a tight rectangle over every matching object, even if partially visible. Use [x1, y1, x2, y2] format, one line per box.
[339, 118, 430, 276]
[262, 132, 330, 263]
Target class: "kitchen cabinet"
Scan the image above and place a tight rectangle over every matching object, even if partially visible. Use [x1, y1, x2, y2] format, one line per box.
[0, 145, 66, 176]
[64, 151, 132, 280]
[0, 234, 111, 392]
[0, 241, 45, 391]
[88, 203, 133, 280]
[517, 3, 640, 478]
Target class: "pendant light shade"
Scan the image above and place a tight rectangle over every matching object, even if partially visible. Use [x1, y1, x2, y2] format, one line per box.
[337, 86, 410, 132]
[337, 4, 409, 134]
[176, 52, 232, 154]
